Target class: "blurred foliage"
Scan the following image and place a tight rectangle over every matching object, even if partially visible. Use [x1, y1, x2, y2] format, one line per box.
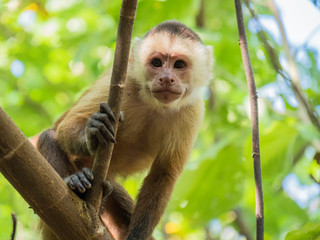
[0, 0, 320, 239]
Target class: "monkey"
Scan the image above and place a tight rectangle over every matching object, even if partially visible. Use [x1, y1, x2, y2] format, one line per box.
[36, 20, 213, 240]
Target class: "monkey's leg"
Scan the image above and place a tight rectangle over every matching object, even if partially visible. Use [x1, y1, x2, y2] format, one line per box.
[38, 129, 77, 178]
[37, 129, 78, 240]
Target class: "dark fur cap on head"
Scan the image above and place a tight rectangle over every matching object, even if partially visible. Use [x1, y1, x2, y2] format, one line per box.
[144, 20, 203, 43]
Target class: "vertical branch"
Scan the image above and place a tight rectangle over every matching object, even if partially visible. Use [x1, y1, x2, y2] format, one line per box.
[86, 0, 138, 210]
[196, 0, 205, 28]
[234, 1, 264, 239]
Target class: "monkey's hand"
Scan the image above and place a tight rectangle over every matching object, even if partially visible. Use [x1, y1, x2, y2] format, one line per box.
[64, 168, 94, 194]
[85, 102, 116, 155]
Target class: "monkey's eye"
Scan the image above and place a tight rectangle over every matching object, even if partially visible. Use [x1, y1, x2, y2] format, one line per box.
[174, 60, 185, 69]
[151, 58, 162, 68]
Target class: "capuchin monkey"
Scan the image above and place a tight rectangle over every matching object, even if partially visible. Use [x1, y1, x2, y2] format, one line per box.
[36, 20, 213, 240]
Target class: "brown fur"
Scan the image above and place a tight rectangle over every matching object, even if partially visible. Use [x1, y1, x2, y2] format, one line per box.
[37, 20, 212, 240]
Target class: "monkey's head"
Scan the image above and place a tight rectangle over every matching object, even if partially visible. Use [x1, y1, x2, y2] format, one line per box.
[129, 20, 213, 109]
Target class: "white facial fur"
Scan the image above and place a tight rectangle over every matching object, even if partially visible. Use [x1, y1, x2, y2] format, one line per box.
[128, 32, 213, 110]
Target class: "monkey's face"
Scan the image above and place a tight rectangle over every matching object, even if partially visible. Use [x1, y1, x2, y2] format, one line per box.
[146, 51, 191, 104]
[129, 32, 213, 109]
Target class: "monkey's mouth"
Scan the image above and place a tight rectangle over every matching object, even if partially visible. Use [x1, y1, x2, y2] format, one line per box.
[151, 89, 182, 104]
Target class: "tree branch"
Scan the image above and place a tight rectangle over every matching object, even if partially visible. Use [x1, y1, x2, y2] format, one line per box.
[1, 1, 138, 238]
[196, 0, 205, 28]
[10, 213, 16, 240]
[234, 208, 253, 240]
[267, 0, 320, 131]
[243, 0, 320, 137]
[0, 106, 113, 240]
[86, 0, 138, 211]
[234, 1, 264, 239]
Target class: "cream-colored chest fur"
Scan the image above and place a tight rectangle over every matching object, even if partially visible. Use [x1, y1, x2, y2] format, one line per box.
[108, 86, 204, 178]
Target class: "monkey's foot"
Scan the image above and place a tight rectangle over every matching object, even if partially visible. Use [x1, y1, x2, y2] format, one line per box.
[102, 180, 113, 198]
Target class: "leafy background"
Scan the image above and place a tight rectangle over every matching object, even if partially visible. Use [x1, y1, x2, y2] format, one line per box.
[0, 0, 320, 239]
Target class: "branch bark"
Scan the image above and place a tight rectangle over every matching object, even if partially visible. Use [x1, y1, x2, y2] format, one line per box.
[234, 1, 264, 239]
[0, 106, 113, 240]
[86, 0, 138, 211]
[1, 0, 138, 238]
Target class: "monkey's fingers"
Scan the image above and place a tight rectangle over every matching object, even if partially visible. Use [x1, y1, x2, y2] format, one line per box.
[65, 176, 76, 190]
[99, 180, 113, 214]
[82, 167, 94, 181]
[88, 123, 116, 146]
[99, 102, 116, 123]
[89, 119, 116, 144]
[65, 175, 85, 193]
[71, 175, 86, 193]
[102, 180, 113, 198]
[91, 112, 115, 137]
[76, 171, 92, 189]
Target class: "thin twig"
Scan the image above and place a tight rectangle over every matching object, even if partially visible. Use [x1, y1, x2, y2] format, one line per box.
[10, 213, 17, 240]
[85, 0, 138, 211]
[243, 0, 320, 133]
[234, 1, 264, 239]
[234, 208, 253, 240]
[267, 0, 320, 131]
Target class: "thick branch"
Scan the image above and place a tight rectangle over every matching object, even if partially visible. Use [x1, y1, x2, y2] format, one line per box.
[86, 0, 138, 210]
[0, 106, 112, 240]
[234, 1, 264, 239]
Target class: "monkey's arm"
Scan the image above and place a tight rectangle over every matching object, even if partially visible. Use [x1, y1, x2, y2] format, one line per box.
[126, 153, 186, 240]
[55, 76, 113, 156]
[126, 102, 204, 240]
[37, 129, 77, 178]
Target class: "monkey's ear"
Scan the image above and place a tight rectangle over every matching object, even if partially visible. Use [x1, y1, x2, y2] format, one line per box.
[131, 37, 142, 48]
[205, 45, 214, 68]
[206, 45, 213, 57]
[129, 37, 142, 63]
[130, 37, 142, 55]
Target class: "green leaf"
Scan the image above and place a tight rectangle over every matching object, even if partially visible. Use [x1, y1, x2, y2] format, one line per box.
[285, 222, 320, 240]
[244, 121, 299, 179]
[170, 144, 245, 225]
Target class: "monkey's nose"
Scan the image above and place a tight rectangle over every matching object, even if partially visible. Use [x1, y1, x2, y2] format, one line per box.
[159, 77, 175, 86]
